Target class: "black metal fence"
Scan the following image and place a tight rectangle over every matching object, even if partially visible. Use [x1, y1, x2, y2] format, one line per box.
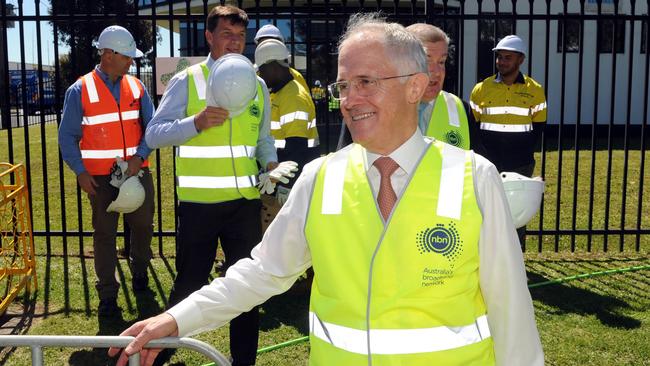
[1, 0, 648, 254]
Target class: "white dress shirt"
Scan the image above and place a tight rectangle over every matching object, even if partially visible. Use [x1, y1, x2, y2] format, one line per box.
[145, 55, 278, 168]
[167, 129, 544, 366]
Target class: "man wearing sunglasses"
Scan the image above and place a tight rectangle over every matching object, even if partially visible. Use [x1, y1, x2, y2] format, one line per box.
[111, 13, 542, 366]
[58, 25, 155, 317]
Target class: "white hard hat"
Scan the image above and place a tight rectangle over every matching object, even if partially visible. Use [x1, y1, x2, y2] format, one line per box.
[107, 176, 145, 214]
[501, 172, 545, 228]
[493, 35, 526, 57]
[206, 53, 258, 117]
[255, 39, 290, 68]
[94, 25, 143, 58]
[254, 24, 285, 44]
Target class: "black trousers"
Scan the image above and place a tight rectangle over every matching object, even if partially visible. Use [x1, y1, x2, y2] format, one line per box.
[169, 198, 262, 365]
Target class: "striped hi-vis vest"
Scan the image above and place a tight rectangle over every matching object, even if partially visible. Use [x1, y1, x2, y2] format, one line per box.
[426, 91, 470, 150]
[80, 70, 147, 175]
[175, 62, 263, 203]
[304, 142, 495, 366]
[270, 79, 319, 149]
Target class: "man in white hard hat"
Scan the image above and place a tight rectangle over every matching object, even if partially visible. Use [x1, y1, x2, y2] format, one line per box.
[142, 5, 283, 366]
[255, 39, 319, 204]
[336, 24, 486, 156]
[110, 13, 543, 366]
[58, 25, 155, 317]
[253, 23, 311, 95]
[470, 35, 547, 248]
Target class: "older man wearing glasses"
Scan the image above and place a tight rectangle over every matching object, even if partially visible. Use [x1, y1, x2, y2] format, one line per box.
[110, 13, 542, 366]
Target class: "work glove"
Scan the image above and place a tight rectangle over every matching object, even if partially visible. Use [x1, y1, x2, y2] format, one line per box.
[276, 185, 291, 206]
[268, 161, 299, 184]
[109, 157, 130, 188]
[257, 172, 276, 194]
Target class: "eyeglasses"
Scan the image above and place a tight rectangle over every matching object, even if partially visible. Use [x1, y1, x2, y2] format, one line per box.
[327, 73, 418, 100]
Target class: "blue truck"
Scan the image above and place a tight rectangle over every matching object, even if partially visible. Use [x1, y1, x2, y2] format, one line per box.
[9, 70, 57, 115]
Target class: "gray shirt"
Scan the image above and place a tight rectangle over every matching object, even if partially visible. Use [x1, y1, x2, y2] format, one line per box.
[145, 55, 277, 168]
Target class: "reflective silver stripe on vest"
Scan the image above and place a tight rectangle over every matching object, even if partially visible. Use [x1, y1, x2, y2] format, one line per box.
[308, 138, 318, 147]
[125, 75, 141, 100]
[177, 175, 257, 189]
[81, 146, 137, 159]
[469, 100, 481, 114]
[190, 65, 207, 101]
[82, 110, 140, 125]
[308, 118, 317, 129]
[436, 144, 465, 220]
[441, 92, 460, 128]
[321, 148, 350, 214]
[482, 106, 530, 116]
[271, 121, 282, 130]
[176, 145, 256, 159]
[84, 74, 99, 103]
[310, 312, 491, 355]
[479, 122, 532, 132]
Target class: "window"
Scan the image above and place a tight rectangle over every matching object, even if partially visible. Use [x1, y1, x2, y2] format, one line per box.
[598, 19, 625, 54]
[642, 17, 649, 54]
[557, 16, 581, 53]
[477, 17, 515, 80]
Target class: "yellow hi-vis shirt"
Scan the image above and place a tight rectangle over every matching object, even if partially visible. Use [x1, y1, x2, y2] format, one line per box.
[270, 79, 319, 149]
[470, 73, 546, 132]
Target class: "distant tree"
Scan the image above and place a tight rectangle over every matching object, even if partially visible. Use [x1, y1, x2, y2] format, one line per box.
[50, 0, 159, 88]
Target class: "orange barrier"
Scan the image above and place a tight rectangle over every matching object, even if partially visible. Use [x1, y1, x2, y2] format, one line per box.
[0, 163, 37, 314]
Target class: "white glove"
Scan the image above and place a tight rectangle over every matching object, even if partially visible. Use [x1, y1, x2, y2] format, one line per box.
[269, 161, 299, 184]
[276, 185, 291, 206]
[257, 172, 276, 194]
[109, 157, 130, 188]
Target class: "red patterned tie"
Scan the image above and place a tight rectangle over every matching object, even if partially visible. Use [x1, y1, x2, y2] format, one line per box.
[373, 156, 400, 220]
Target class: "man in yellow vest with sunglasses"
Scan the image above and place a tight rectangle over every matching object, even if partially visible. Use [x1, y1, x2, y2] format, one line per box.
[112, 13, 543, 366]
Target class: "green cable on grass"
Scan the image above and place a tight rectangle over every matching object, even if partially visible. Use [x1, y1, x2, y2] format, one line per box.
[201, 263, 649, 366]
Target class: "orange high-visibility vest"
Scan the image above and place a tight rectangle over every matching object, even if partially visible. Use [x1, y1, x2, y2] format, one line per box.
[80, 70, 148, 175]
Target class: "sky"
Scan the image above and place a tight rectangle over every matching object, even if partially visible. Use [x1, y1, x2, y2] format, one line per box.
[6, 0, 178, 66]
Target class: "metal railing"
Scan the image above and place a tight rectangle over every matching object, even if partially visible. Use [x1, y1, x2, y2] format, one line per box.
[0, 335, 231, 366]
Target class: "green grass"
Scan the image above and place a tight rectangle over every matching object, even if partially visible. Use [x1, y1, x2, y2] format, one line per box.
[1, 123, 649, 365]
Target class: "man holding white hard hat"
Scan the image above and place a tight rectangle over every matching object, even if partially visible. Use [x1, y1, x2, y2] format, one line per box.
[144, 5, 295, 366]
[58, 24, 155, 317]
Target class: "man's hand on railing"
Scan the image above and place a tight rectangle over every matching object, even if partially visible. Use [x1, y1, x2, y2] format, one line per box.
[108, 313, 179, 366]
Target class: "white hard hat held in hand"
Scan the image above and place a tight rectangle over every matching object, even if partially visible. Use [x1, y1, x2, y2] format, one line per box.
[109, 157, 130, 188]
[107, 172, 145, 214]
[206, 54, 258, 117]
[93, 25, 144, 58]
[500, 172, 545, 228]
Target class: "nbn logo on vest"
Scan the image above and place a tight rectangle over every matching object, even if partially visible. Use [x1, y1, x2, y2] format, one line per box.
[416, 223, 462, 262]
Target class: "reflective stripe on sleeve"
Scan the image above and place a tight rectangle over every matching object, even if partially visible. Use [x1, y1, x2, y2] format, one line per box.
[177, 175, 256, 189]
[81, 146, 137, 159]
[321, 149, 349, 214]
[307, 118, 317, 129]
[274, 139, 286, 148]
[125, 75, 141, 100]
[176, 145, 256, 159]
[310, 312, 491, 355]
[308, 138, 318, 147]
[280, 111, 310, 124]
[469, 100, 481, 114]
[531, 101, 547, 114]
[190, 66, 207, 101]
[436, 144, 465, 220]
[479, 122, 533, 132]
[482, 106, 530, 116]
[271, 121, 282, 130]
[84, 74, 99, 103]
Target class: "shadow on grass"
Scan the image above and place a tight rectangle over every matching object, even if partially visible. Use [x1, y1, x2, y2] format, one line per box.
[527, 271, 641, 329]
[258, 274, 311, 335]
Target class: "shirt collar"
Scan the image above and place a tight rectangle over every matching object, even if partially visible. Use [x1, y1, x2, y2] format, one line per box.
[95, 65, 122, 84]
[366, 128, 429, 177]
[495, 71, 525, 84]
